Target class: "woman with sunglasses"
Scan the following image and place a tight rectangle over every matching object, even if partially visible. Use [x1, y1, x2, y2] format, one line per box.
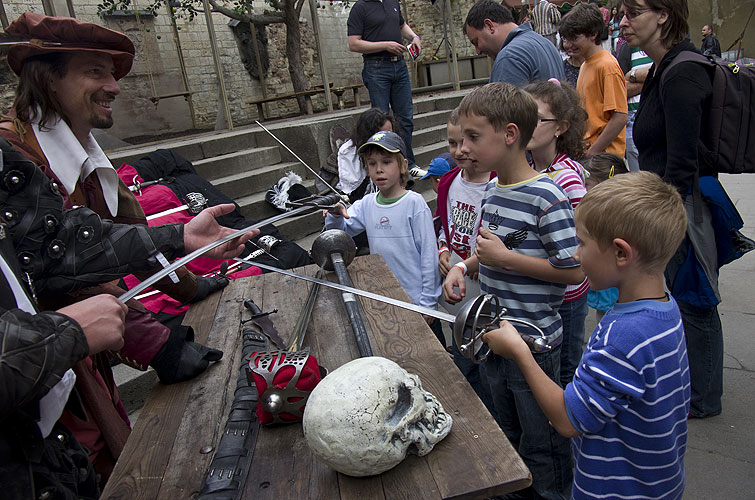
[622, 0, 722, 420]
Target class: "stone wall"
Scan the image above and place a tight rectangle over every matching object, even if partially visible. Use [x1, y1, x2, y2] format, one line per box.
[3, 0, 752, 141]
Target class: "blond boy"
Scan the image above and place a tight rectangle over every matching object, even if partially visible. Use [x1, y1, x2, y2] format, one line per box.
[442, 82, 583, 499]
[484, 171, 690, 499]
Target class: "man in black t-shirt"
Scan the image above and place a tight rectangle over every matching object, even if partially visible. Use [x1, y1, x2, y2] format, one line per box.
[347, 0, 420, 166]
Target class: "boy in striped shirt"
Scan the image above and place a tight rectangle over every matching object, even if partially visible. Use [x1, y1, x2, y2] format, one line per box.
[443, 82, 584, 500]
[483, 171, 690, 500]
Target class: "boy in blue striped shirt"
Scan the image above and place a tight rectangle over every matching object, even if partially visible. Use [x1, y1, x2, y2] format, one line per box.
[483, 171, 690, 500]
[443, 82, 584, 500]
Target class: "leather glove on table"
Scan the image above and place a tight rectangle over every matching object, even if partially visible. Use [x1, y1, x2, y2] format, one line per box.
[190, 275, 230, 304]
[150, 325, 223, 384]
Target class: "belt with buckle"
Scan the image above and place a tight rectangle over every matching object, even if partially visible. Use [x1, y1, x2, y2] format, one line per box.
[364, 55, 402, 62]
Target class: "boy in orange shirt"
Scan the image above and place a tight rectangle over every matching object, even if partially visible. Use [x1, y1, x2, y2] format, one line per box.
[560, 3, 627, 158]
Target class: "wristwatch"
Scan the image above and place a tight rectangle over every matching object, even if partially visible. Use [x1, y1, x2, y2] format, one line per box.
[629, 68, 637, 83]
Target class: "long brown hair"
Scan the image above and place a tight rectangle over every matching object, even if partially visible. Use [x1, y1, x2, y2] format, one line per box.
[13, 52, 72, 129]
[524, 80, 588, 160]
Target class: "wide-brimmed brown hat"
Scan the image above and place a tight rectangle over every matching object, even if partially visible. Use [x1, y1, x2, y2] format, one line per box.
[6, 12, 135, 80]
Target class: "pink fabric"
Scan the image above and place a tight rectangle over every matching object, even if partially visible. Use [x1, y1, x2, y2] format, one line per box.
[117, 164, 261, 315]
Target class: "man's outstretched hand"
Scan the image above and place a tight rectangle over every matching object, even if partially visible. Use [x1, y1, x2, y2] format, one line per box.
[183, 204, 259, 260]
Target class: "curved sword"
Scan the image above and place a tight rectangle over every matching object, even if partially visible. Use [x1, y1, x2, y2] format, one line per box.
[118, 193, 341, 303]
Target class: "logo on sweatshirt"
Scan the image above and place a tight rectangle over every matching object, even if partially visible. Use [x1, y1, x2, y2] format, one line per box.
[375, 216, 392, 230]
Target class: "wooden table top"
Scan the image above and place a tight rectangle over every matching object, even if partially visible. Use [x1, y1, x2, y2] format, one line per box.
[102, 254, 531, 499]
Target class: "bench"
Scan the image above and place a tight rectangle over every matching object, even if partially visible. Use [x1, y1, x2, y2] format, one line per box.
[330, 83, 364, 109]
[249, 83, 364, 120]
[249, 86, 330, 121]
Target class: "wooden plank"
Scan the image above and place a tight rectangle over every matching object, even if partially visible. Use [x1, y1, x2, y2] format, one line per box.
[244, 266, 342, 499]
[101, 291, 223, 499]
[156, 283, 249, 498]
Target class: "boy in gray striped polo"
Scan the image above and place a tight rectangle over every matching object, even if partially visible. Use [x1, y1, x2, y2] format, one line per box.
[484, 172, 690, 500]
[443, 82, 584, 500]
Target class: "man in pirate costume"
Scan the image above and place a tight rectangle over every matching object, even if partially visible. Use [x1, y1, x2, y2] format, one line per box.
[0, 13, 236, 484]
[0, 137, 257, 496]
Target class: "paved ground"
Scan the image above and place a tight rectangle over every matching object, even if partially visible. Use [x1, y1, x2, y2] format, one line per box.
[679, 174, 755, 498]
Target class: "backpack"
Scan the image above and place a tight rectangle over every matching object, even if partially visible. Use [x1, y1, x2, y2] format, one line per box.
[661, 52, 755, 174]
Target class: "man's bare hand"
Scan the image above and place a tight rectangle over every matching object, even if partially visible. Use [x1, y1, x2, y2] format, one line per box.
[384, 41, 407, 55]
[59, 295, 128, 354]
[184, 204, 259, 260]
[442, 266, 466, 304]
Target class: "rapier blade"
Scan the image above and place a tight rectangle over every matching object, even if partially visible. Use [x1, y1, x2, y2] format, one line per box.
[118, 193, 341, 303]
[234, 258, 455, 324]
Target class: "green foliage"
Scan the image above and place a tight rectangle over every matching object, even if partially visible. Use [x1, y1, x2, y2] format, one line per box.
[97, 0, 258, 22]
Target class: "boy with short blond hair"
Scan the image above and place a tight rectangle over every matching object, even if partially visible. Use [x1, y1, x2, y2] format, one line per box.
[484, 171, 690, 500]
[443, 82, 584, 499]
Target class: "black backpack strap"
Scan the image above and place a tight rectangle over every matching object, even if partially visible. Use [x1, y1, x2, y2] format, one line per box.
[660, 51, 714, 218]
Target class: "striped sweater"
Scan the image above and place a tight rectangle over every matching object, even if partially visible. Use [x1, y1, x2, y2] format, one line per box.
[564, 298, 690, 500]
[479, 174, 580, 346]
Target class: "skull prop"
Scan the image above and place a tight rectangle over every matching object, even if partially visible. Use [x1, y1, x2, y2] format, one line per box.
[302, 357, 453, 477]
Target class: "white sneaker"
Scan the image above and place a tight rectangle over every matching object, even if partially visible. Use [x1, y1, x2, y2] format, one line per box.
[410, 167, 427, 178]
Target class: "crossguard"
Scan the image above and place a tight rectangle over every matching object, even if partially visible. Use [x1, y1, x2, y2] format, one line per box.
[184, 192, 208, 214]
[452, 294, 552, 364]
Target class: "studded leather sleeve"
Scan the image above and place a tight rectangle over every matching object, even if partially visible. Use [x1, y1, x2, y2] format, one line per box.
[0, 138, 186, 295]
[0, 307, 89, 420]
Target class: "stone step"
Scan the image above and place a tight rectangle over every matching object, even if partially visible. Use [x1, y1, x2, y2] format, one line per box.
[192, 145, 283, 182]
[414, 139, 452, 169]
[412, 123, 448, 149]
[211, 161, 304, 200]
[107, 125, 261, 167]
[413, 109, 451, 132]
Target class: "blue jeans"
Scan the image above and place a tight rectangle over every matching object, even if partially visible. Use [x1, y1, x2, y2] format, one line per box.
[666, 244, 724, 417]
[450, 335, 499, 421]
[625, 110, 640, 172]
[678, 300, 724, 417]
[557, 293, 588, 387]
[361, 58, 415, 165]
[482, 349, 573, 500]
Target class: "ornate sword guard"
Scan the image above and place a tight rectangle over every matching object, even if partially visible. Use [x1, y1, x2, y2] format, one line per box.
[184, 192, 208, 214]
[248, 349, 320, 425]
[452, 294, 552, 364]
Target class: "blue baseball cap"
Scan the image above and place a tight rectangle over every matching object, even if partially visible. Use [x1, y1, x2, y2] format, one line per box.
[420, 153, 456, 180]
[358, 131, 408, 159]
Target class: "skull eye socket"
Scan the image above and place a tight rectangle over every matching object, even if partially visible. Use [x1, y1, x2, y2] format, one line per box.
[386, 383, 412, 426]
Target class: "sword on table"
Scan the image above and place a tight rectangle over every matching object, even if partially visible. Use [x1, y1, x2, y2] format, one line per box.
[234, 258, 554, 363]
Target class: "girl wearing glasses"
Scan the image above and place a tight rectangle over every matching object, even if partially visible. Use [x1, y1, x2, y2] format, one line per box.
[525, 78, 590, 387]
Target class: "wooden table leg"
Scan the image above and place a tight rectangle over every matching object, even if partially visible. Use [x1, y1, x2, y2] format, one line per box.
[353, 88, 361, 107]
[333, 90, 346, 109]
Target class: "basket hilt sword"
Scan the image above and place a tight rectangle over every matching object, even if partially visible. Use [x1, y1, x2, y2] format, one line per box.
[234, 258, 553, 363]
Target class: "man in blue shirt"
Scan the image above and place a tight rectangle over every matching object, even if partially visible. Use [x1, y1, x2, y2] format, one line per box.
[347, 0, 420, 166]
[464, 0, 564, 86]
